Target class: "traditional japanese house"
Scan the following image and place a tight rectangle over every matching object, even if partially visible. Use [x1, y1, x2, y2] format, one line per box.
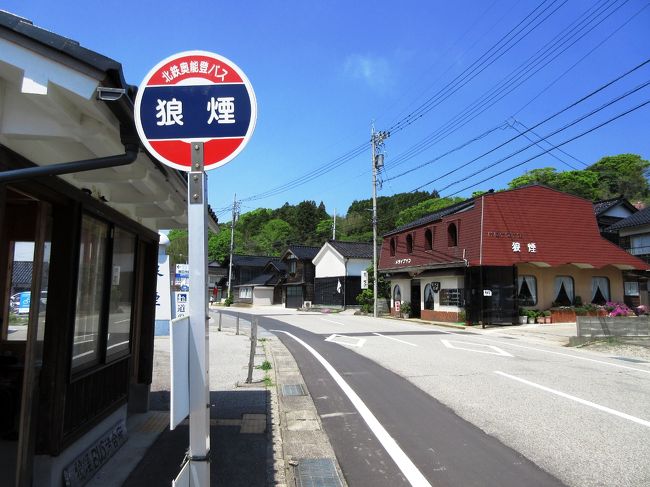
[280, 245, 319, 308]
[312, 240, 375, 308]
[0, 12, 209, 486]
[379, 185, 649, 324]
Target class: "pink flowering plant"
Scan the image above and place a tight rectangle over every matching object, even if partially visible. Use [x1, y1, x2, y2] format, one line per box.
[604, 301, 634, 317]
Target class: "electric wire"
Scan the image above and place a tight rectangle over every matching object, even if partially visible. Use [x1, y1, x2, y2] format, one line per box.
[387, 0, 568, 134]
[442, 97, 650, 197]
[424, 78, 650, 193]
[399, 59, 650, 189]
[385, 0, 631, 171]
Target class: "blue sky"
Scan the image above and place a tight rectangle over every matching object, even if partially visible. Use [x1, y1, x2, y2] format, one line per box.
[4, 0, 650, 222]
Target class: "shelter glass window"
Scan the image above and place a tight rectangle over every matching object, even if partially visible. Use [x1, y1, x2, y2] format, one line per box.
[106, 228, 136, 360]
[517, 275, 537, 306]
[72, 215, 109, 371]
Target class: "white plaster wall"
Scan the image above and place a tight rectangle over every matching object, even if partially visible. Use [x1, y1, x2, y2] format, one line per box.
[315, 249, 345, 277]
[390, 278, 411, 308]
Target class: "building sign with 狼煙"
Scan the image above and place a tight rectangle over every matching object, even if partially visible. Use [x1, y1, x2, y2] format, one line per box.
[134, 50, 257, 171]
[512, 242, 537, 253]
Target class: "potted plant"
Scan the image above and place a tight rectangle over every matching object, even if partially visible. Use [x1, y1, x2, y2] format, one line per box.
[518, 308, 528, 324]
[543, 310, 551, 324]
[400, 301, 411, 319]
[527, 309, 537, 324]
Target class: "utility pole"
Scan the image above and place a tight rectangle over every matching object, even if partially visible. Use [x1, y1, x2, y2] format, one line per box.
[227, 193, 238, 299]
[371, 125, 389, 318]
[333, 208, 336, 240]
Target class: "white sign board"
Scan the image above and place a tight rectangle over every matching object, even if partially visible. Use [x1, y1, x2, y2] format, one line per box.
[174, 292, 189, 318]
[483, 289, 493, 297]
[360, 270, 369, 290]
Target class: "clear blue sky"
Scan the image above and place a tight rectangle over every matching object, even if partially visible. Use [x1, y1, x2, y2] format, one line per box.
[4, 0, 650, 222]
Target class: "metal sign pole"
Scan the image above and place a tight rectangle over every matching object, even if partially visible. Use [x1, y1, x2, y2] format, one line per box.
[188, 142, 210, 486]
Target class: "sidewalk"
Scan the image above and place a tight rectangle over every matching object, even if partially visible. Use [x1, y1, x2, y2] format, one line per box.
[86, 308, 343, 487]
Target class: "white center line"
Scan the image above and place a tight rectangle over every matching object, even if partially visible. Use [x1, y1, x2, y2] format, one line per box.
[495, 371, 650, 429]
[273, 329, 432, 487]
[373, 332, 418, 347]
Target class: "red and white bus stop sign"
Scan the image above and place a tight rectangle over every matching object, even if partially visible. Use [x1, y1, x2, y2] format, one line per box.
[134, 50, 257, 171]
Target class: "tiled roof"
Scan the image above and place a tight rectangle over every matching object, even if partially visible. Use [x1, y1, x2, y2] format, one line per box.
[606, 206, 650, 231]
[238, 273, 279, 287]
[593, 196, 637, 216]
[328, 240, 375, 259]
[12, 261, 33, 285]
[287, 245, 320, 260]
[232, 255, 274, 267]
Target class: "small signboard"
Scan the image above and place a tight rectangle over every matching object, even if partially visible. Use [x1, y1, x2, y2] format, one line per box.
[156, 254, 172, 321]
[134, 50, 257, 171]
[360, 270, 368, 290]
[395, 300, 401, 313]
[483, 289, 493, 297]
[174, 292, 188, 318]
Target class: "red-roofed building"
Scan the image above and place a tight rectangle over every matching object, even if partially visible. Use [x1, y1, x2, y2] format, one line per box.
[379, 185, 649, 324]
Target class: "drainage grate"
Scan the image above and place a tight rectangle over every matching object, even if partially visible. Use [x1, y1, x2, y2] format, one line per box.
[295, 458, 342, 487]
[282, 384, 307, 396]
[611, 356, 649, 364]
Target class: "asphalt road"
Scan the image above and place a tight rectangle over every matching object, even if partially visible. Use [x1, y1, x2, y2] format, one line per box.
[239, 311, 650, 487]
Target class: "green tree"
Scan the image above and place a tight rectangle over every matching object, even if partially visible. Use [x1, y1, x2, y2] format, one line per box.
[208, 229, 231, 262]
[589, 153, 650, 201]
[507, 167, 558, 189]
[256, 219, 293, 255]
[356, 266, 390, 313]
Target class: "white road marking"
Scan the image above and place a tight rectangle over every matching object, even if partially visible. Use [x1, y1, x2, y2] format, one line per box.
[373, 332, 418, 347]
[437, 329, 650, 375]
[272, 330, 432, 487]
[495, 371, 650, 429]
[441, 339, 513, 357]
[325, 334, 366, 348]
[320, 318, 347, 326]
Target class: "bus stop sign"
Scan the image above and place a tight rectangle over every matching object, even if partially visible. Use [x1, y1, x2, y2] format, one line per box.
[134, 50, 257, 171]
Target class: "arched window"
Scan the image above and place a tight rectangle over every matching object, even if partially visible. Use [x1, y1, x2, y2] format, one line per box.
[390, 237, 396, 256]
[517, 275, 537, 306]
[553, 276, 575, 306]
[591, 277, 610, 305]
[424, 228, 433, 250]
[406, 234, 413, 254]
[393, 285, 401, 302]
[423, 283, 435, 310]
[448, 222, 458, 247]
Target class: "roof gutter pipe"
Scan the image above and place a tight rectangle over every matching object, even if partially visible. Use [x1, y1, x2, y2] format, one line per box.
[0, 144, 139, 184]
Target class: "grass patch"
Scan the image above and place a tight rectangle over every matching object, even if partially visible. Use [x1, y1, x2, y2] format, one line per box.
[263, 375, 273, 387]
[256, 360, 272, 371]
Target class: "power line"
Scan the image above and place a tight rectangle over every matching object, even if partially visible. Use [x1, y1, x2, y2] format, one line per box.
[404, 59, 650, 190]
[510, 118, 587, 168]
[428, 78, 650, 193]
[385, 0, 630, 171]
[387, 0, 568, 134]
[442, 97, 650, 197]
